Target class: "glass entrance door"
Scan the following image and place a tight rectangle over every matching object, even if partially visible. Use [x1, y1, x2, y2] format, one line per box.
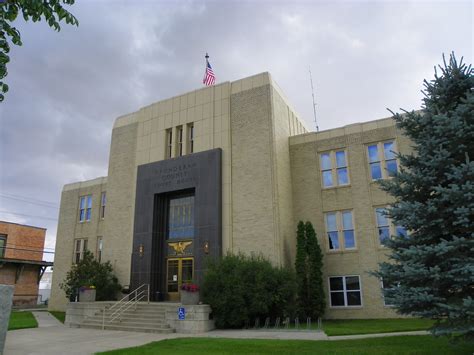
[166, 257, 194, 301]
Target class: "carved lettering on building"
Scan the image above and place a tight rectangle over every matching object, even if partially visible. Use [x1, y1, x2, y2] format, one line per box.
[151, 162, 198, 188]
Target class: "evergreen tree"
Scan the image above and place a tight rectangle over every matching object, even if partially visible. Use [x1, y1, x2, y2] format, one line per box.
[376, 53, 474, 340]
[295, 221, 326, 319]
[295, 221, 308, 316]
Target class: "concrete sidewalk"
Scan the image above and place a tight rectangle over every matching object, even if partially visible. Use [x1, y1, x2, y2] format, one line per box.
[32, 312, 63, 328]
[4, 319, 430, 355]
[5, 325, 183, 355]
[328, 330, 430, 340]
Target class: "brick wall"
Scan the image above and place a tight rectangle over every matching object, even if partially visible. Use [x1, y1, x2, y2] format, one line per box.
[0, 222, 47, 306]
[0, 221, 46, 261]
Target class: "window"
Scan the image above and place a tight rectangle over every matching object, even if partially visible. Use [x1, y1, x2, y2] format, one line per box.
[100, 192, 106, 219]
[97, 237, 103, 263]
[320, 150, 349, 188]
[188, 123, 194, 154]
[367, 140, 398, 180]
[325, 210, 356, 250]
[79, 195, 92, 222]
[168, 195, 195, 239]
[0, 234, 6, 258]
[166, 129, 173, 158]
[74, 239, 88, 264]
[177, 126, 183, 157]
[329, 275, 362, 307]
[381, 278, 399, 306]
[375, 207, 407, 246]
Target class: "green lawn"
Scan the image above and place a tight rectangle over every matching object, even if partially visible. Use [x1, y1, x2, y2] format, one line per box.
[49, 311, 66, 323]
[322, 318, 435, 336]
[97, 336, 473, 355]
[8, 311, 38, 331]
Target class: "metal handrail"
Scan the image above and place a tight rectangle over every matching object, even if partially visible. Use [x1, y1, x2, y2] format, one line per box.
[102, 284, 150, 329]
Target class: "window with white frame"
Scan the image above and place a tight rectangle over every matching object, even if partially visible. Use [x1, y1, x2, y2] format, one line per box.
[320, 150, 349, 188]
[166, 129, 173, 158]
[177, 126, 183, 157]
[188, 123, 194, 154]
[375, 207, 408, 246]
[79, 195, 92, 222]
[329, 275, 362, 307]
[74, 239, 88, 264]
[325, 210, 356, 250]
[100, 192, 106, 219]
[97, 236, 103, 263]
[381, 278, 399, 306]
[367, 140, 398, 180]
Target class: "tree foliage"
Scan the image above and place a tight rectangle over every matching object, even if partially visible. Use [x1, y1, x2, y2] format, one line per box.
[295, 221, 325, 319]
[376, 53, 474, 341]
[0, 0, 78, 102]
[60, 250, 122, 301]
[202, 253, 296, 329]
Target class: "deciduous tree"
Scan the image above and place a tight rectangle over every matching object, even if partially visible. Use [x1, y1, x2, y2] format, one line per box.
[60, 250, 121, 301]
[0, 0, 78, 101]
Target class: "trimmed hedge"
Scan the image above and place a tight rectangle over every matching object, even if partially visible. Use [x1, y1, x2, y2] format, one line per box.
[202, 253, 296, 329]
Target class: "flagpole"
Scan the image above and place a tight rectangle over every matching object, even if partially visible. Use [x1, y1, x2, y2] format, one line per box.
[203, 53, 209, 86]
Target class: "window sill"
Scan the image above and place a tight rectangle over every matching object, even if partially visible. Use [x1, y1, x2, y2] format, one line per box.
[329, 306, 363, 309]
[326, 249, 358, 255]
[321, 184, 352, 191]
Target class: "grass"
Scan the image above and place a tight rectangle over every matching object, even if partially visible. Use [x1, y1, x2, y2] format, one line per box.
[322, 318, 435, 336]
[8, 311, 38, 331]
[97, 336, 473, 355]
[49, 311, 66, 323]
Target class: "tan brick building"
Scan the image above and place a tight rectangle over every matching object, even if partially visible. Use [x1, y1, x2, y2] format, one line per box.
[0, 221, 53, 306]
[50, 73, 408, 319]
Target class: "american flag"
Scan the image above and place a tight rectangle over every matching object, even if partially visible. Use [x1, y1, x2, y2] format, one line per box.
[203, 56, 216, 86]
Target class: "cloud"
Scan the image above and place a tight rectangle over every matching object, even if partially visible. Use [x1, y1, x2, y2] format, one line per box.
[0, 0, 472, 259]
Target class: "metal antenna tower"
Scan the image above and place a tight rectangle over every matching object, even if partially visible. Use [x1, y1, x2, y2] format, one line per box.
[309, 66, 319, 132]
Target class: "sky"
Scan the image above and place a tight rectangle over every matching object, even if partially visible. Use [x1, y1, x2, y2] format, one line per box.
[0, 0, 472, 262]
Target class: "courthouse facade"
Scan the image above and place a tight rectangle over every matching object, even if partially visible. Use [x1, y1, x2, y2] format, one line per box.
[50, 72, 410, 319]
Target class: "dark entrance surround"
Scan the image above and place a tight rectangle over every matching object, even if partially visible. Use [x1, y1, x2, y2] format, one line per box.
[131, 149, 222, 301]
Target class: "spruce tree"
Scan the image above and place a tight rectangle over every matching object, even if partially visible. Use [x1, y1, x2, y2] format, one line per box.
[295, 221, 325, 319]
[376, 53, 474, 340]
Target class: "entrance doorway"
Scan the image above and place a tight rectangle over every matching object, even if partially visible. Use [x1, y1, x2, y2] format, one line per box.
[166, 257, 193, 301]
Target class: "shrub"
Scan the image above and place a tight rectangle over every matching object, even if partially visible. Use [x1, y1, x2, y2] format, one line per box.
[60, 250, 122, 301]
[202, 253, 296, 328]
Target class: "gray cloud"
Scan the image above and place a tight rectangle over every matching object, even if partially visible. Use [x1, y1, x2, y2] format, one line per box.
[0, 0, 472, 259]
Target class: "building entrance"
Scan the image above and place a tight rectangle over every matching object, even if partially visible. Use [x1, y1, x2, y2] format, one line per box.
[166, 257, 193, 301]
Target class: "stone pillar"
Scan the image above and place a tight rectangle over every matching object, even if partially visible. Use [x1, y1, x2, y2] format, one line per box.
[171, 126, 177, 158]
[182, 124, 189, 156]
[0, 285, 14, 354]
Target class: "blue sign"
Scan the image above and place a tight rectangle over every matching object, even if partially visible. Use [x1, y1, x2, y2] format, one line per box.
[178, 307, 186, 320]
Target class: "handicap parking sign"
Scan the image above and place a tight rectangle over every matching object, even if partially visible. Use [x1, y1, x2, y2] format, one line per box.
[178, 307, 186, 320]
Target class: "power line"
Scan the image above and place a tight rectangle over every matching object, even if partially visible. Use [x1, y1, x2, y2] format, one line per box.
[0, 193, 58, 207]
[0, 210, 58, 221]
[0, 194, 59, 209]
[1, 246, 55, 254]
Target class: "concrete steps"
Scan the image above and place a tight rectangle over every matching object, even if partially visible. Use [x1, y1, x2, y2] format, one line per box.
[78, 303, 175, 334]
